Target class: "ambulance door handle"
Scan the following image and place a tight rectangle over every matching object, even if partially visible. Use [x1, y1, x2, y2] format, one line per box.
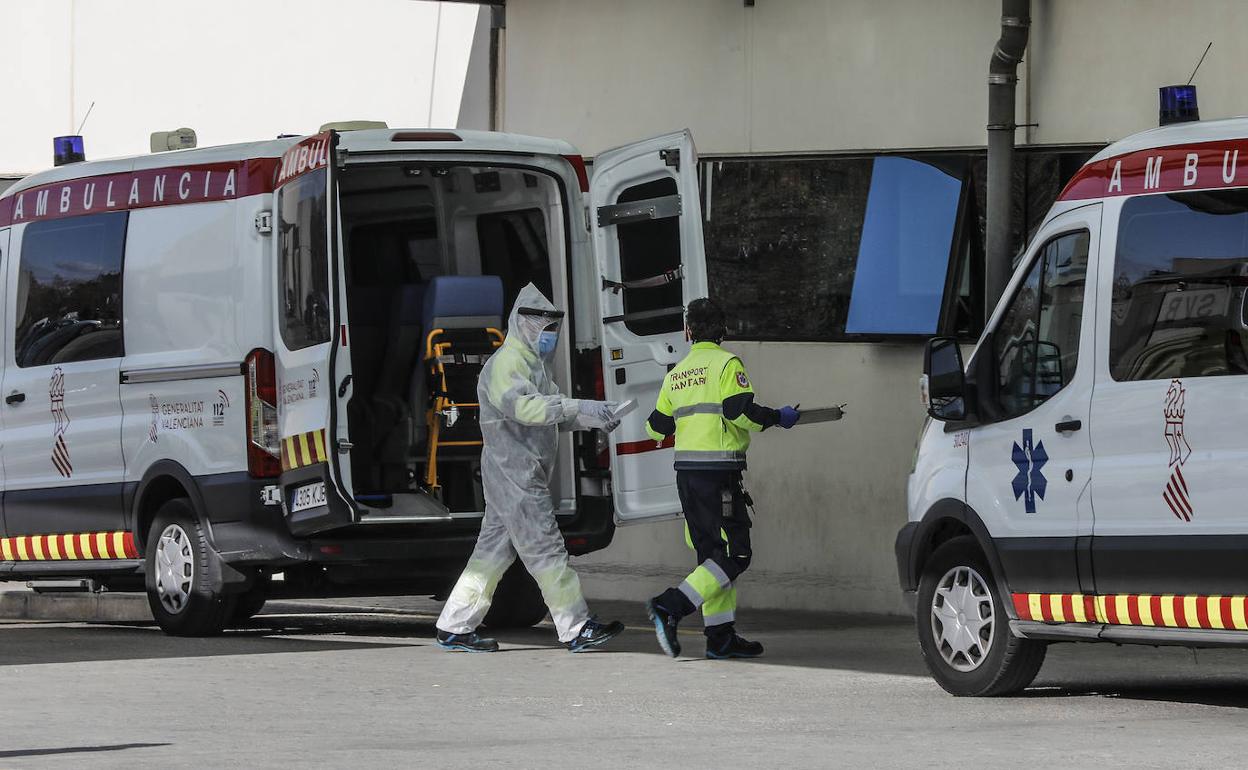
[5, 391, 24, 405]
[1054, 419, 1082, 433]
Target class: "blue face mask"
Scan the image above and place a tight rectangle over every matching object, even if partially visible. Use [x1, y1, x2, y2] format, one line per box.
[537, 330, 559, 358]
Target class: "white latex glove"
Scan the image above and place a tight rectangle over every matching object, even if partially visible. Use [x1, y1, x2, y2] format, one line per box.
[575, 399, 619, 428]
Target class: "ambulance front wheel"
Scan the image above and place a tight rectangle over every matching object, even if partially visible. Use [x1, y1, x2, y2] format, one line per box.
[144, 499, 234, 637]
[916, 536, 1046, 696]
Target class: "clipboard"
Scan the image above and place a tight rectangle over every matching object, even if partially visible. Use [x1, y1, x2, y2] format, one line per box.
[612, 399, 638, 419]
[796, 405, 845, 425]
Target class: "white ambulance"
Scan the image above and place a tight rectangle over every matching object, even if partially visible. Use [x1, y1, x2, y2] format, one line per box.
[901, 116, 1248, 695]
[0, 127, 705, 635]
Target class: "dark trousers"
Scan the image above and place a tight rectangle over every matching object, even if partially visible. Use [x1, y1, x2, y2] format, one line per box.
[657, 469, 753, 642]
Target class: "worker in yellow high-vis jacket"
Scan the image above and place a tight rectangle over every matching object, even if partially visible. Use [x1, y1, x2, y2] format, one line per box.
[644, 298, 801, 659]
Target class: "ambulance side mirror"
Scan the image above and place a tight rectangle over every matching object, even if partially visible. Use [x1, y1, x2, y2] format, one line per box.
[923, 336, 967, 422]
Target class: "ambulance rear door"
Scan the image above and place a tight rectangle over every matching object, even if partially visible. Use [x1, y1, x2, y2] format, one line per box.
[271, 131, 356, 535]
[591, 129, 708, 524]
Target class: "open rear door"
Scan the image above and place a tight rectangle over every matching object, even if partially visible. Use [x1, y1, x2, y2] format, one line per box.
[271, 131, 356, 534]
[591, 130, 708, 525]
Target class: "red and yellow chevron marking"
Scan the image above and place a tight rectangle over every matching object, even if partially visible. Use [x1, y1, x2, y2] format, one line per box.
[0, 531, 138, 562]
[281, 429, 329, 472]
[1013, 592, 1248, 631]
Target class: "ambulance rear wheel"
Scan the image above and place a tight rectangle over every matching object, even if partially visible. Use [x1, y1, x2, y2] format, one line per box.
[230, 573, 272, 624]
[916, 536, 1046, 696]
[482, 563, 548, 629]
[144, 499, 234, 637]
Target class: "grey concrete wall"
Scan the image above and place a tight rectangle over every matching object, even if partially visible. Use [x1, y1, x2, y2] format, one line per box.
[506, 0, 1248, 615]
[504, 0, 1248, 156]
[575, 341, 926, 616]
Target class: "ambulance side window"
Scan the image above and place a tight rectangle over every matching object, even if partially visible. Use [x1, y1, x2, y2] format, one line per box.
[1109, 189, 1248, 381]
[615, 178, 684, 336]
[15, 211, 127, 367]
[278, 168, 331, 350]
[992, 230, 1089, 419]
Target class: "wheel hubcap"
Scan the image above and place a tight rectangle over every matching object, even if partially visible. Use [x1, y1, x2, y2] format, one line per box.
[155, 524, 194, 615]
[930, 565, 995, 672]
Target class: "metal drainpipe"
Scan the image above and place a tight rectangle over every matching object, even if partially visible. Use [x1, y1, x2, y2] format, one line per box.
[985, 0, 1031, 311]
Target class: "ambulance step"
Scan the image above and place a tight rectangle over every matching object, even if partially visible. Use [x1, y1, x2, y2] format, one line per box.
[1011, 619, 1248, 648]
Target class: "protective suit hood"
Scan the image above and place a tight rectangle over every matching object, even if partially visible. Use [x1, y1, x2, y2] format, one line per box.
[506, 283, 561, 354]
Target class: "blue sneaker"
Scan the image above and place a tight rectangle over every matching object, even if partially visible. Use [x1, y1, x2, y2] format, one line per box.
[567, 617, 624, 652]
[646, 598, 681, 658]
[436, 629, 499, 652]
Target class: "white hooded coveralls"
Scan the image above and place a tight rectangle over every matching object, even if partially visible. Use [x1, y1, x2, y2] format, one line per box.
[436, 284, 603, 642]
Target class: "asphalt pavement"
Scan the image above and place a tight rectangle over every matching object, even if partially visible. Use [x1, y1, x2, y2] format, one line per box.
[3, 598, 1248, 768]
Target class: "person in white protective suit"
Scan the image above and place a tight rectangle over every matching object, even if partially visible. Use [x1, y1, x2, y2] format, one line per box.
[435, 283, 626, 652]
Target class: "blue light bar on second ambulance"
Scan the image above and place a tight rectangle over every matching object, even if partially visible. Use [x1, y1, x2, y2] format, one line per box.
[53, 135, 85, 166]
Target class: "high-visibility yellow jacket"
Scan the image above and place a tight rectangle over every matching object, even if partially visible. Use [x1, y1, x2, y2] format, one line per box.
[645, 341, 779, 470]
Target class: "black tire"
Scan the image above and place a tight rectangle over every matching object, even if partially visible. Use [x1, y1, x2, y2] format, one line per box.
[482, 562, 548, 629]
[230, 573, 272, 624]
[916, 536, 1046, 696]
[144, 498, 235, 637]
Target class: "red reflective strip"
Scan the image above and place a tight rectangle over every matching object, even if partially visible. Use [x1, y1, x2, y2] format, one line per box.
[340, 324, 348, 347]
[1196, 596, 1212, 629]
[1085, 595, 1098, 622]
[1126, 595, 1143, 626]
[1059, 139, 1248, 201]
[0, 157, 280, 227]
[1150, 595, 1164, 626]
[615, 435, 675, 455]
[1038, 595, 1053, 622]
[1061, 594, 1075, 622]
[1012, 593, 1031, 619]
[1173, 595, 1187, 628]
[1104, 595, 1120, 624]
[123, 532, 138, 559]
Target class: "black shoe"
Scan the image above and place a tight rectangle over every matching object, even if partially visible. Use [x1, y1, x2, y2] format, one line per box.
[706, 634, 764, 660]
[646, 598, 681, 658]
[436, 629, 499, 653]
[567, 617, 625, 652]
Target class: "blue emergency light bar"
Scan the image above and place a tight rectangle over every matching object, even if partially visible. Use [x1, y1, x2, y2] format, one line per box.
[1159, 85, 1200, 126]
[53, 135, 85, 166]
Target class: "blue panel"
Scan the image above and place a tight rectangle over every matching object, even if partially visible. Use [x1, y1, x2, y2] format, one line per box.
[845, 157, 962, 335]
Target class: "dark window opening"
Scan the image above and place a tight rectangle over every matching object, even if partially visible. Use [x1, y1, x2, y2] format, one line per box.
[615, 177, 684, 336]
[703, 147, 1098, 342]
[278, 168, 331, 351]
[16, 211, 126, 367]
[1110, 189, 1248, 381]
[349, 216, 440, 287]
[478, 208, 551, 314]
[992, 230, 1089, 419]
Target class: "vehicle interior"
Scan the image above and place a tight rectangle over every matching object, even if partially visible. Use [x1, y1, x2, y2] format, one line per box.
[337, 162, 575, 516]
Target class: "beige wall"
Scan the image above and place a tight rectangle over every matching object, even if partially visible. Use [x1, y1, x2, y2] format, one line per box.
[510, 0, 1248, 615]
[1028, 0, 1248, 146]
[575, 341, 927, 616]
[505, 0, 1248, 157]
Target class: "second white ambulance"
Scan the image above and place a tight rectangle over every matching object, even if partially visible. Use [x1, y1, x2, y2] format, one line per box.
[902, 115, 1248, 695]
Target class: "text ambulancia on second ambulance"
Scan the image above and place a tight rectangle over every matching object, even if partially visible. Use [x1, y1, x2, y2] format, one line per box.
[900, 114, 1248, 696]
[0, 126, 711, 636]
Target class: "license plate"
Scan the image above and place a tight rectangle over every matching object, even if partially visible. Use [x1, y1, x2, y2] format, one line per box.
[289, 481, 326, 513]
